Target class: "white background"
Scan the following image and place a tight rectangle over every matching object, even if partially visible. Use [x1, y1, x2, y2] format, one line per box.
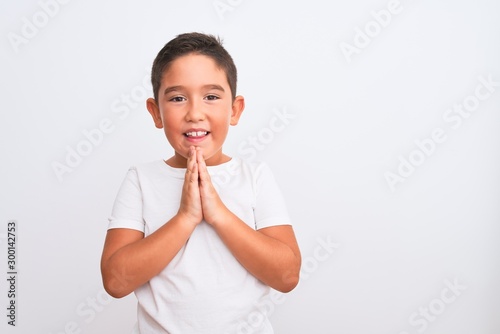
[1, 0, 499, 333]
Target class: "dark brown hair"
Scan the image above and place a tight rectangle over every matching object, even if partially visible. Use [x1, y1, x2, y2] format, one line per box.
[151, 32, 238, 101]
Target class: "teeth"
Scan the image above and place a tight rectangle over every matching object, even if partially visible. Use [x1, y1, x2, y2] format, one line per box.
[185, 131, 208, 137]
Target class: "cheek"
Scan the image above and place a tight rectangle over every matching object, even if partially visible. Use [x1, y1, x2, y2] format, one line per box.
[161, 115, 182, 144]
[162, 113, 180, 130]
[212, 118, 230, 135]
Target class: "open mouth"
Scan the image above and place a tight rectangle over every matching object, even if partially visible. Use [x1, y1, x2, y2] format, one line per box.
[184, 131, 210, 138]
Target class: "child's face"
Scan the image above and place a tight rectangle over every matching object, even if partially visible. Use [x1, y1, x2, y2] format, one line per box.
[147, 53, 244, 167]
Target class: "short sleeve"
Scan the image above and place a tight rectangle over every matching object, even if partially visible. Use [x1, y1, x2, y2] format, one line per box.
[107, 167, 145, 232]
[253, 163, 292, 230]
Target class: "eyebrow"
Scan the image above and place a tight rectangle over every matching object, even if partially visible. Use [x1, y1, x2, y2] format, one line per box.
[163, 84, 225, 96]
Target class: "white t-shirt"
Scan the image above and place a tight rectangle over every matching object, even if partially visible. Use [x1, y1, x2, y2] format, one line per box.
[108, 157, 291, 334]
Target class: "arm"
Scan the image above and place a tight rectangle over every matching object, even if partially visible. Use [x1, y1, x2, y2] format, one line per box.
[100, 216, 196, 298]
[214, 216, 301, 293]
[196, 149, 301, 292]
[101, 149, 203, 298]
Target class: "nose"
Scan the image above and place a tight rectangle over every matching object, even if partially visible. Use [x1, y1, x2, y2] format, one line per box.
[185, 100, 205, 122]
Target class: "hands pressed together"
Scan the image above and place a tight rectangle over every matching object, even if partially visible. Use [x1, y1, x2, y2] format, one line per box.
[178, 146, 228, 228]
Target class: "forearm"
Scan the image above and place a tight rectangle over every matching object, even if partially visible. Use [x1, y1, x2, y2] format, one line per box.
[102, 214, 196, 298]
[212, 210, 301, 292]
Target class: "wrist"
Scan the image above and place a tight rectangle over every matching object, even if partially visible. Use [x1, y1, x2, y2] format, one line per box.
[175, 211, 201, 229]
[206, 205, 232, 229]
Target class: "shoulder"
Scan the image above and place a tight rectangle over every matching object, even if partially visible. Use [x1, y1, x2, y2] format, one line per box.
[234, 157, 271, 172]
[130, 160, 166, 171]
[119, 160, 173, 184]
[230, 158, 280, 187]
[229, 157, 269, 176]
[125, 160, 169, 175]
[116, 160, 180, 198]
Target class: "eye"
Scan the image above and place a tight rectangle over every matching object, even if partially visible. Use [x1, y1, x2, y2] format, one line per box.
[169, 96, 186, 102]
[205, 94, 219, 101]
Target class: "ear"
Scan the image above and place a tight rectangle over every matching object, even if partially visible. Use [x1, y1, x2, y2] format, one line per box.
[146, 98, 163, 129]
[230, 95, 245, 126]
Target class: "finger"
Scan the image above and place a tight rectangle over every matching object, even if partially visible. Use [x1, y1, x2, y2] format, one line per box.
[189, 147, 198, 169]
[185, 146, 198, 183]
[196, 149, 210, 182]
[188, 146, 196, 163]
[192, 159, 199, 182]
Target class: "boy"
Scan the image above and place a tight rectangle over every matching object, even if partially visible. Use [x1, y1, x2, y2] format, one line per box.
[100, 32, 301, 334]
